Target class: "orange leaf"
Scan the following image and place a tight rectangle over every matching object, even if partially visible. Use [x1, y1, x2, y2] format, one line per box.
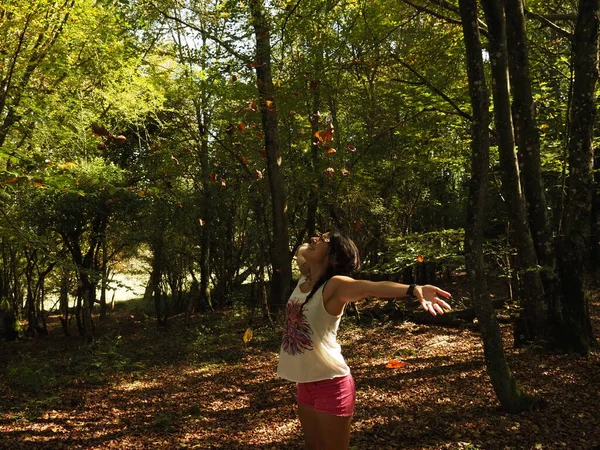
[326, 148, 336, 154]
[265, 100, 273, 107]
[242, 156, 249, 164]
[32, 181, 46, 189]
[210, 172, 217, 183]
[5, 177, 20, 183]
[238, 122, 246, 132]
[255, 132, 264, 139]
[386, 359, 407, 369]
[417, 255, 424, 263]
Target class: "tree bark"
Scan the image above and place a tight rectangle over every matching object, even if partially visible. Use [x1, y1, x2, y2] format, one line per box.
[459, 0, 533, 413]
[481, 0, 548, 345]
[504, 0, 564, 346]
[556, 0, 599, 354]
[248, 0, 292, 306]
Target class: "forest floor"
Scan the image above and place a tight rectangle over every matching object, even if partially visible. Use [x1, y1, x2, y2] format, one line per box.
[1, 280, 599, 450]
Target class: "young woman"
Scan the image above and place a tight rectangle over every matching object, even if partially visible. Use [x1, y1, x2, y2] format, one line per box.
[277, 231, 452, 450]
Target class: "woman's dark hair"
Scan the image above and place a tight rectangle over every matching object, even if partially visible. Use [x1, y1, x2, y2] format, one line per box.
[300, 231, 361, 311]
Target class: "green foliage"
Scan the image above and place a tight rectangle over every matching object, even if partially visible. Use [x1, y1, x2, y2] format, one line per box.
[364, 229, 465, 276]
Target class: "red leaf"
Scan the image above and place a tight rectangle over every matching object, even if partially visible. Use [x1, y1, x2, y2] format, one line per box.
[346, 145, 356, 152]
[210, 172, 217, 183]
[238, 122, 246, 132]
[260, 151, 267, 159]
[386, 359, 407, 369]
[255, 132, 264, 139]
[352, 220, 362, 230]
[242, 156, 249, 164]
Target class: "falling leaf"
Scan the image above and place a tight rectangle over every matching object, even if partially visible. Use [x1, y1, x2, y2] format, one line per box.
[171, 155, 180, 165]
[310, 80, 319, 91]
[111, 135, 127, 144]
[238, 122, 246, 132]
[386, 359, 407, 369]
[243, 328, 253, 344]
[325, 167, 335, 178]
[220, 178, 226, 187]
[340, 168, 350, 176]
[242, 156, 249, 164]
[210, 172, 217, 183]
[326, 148, 336, 154]
[353, 220, 362, 230]
[231, 74, 238, 82]
[260, 151, 267, 159]
[265, 100, 273, 107]
[91, 123, 110, 137]
[5, 177, 20, 183]
[32, 181, 46, 189]
[248, 101, 257, 111]
[198, 218, 205, 226]
[255, 132, 264, 139]
[346, 145, 357, 152]
[417, 255, 424, 263]
[256, 169, 263, 180]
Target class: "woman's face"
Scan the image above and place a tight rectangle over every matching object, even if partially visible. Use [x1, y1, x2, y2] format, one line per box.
[303, 232, 330, 264]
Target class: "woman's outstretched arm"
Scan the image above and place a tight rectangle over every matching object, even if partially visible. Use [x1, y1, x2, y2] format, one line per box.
[325, 276, 452, 316]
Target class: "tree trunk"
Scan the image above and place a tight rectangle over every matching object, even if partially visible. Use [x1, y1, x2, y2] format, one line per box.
[459, 0, 533, 413]
[556, 0, 599, 354]
[248, 0, 292, 306]
[481, 0, 548, 346]
[504, 0, 564, 347]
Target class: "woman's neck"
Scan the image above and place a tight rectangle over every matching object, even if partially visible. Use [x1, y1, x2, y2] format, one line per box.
[306, 262, 327, 285]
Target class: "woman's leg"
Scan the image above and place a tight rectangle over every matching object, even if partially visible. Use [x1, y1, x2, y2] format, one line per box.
[298, 402, 353, 450]
[298, 402, 322, 450]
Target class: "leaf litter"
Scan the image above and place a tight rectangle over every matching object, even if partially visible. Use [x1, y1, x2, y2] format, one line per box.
[0, 290, 598, 449]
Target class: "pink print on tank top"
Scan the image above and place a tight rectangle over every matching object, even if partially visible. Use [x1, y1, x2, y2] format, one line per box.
[281, 301, 313, 355]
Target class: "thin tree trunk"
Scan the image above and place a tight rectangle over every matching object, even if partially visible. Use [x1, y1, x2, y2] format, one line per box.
[504, 0, 563, 346]
[556, 0, 599, 354]
[459, 0, 533, 413]
[248, 0, 292, 306]
[481, 0, 548, 345]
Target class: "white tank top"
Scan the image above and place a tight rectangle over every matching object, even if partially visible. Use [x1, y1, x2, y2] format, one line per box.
[277, 276, 350, 382]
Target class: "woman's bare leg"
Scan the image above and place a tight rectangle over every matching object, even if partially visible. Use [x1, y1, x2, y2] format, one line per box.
[298, 403, 352, 450]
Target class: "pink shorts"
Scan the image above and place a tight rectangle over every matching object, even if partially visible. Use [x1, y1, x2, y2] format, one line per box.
[297, 374, 356, 417]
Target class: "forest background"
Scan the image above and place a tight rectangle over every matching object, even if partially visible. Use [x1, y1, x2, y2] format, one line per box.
[0, 0, 599, 448]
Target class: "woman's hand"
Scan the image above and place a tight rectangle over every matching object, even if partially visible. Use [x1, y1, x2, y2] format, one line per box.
[415, 285, 452, 316]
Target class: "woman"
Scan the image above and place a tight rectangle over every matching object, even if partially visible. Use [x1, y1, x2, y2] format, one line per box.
[277, 231, 452, 450]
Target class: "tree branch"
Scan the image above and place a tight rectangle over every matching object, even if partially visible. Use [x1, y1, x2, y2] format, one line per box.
[524, 9, 573, 40]
[150, 3, 252, 65]
[391, 53, 473, 122]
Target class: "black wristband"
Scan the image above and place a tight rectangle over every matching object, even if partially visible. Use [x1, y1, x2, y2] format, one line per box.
[406, 284, 417, 298]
